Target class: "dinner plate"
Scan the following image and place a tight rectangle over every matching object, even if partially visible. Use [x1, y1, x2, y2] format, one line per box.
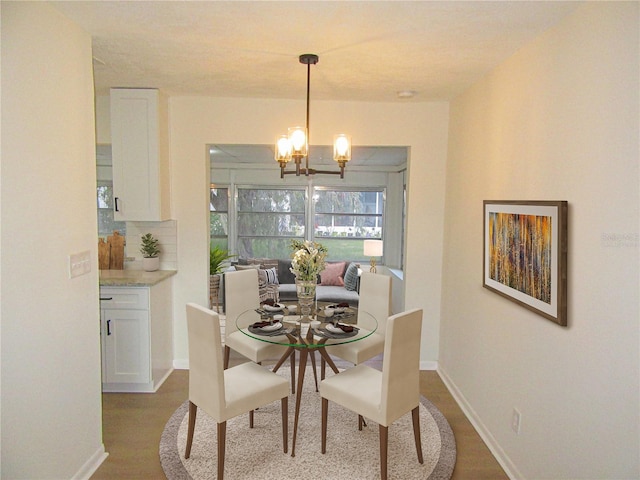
[326, 323, 352, 334]
[263, 303, 285, 312]
[259, 322, 282, 332]
[325, 304, 349, 314]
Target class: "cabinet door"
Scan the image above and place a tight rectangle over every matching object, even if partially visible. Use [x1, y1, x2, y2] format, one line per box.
[110, 88, 170, 221]
[102, 308, 150, 384]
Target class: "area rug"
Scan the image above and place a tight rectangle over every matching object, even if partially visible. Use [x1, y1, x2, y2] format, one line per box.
[160, 367, 456, 480]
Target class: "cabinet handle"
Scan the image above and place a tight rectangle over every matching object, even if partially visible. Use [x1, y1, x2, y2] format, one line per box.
[100, 297, 113, 301]
[107, 319, 111, 336]
[114, 197, 120, 212]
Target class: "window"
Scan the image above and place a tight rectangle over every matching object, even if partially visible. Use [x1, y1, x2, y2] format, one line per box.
[313, 188, 384, 261]
[236, 187, 306, 259]
[97, 183, 126, 237]
[210, 185, 387, 262]
[210, 187, 229, 250]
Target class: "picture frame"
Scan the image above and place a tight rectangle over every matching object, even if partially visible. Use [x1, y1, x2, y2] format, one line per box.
[483, 200, 568, 326]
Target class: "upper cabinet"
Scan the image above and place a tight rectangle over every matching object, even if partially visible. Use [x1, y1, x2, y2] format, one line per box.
[110, 88, 171, 221]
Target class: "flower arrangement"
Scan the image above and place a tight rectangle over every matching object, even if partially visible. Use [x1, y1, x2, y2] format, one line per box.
[290, 239, 327, 282]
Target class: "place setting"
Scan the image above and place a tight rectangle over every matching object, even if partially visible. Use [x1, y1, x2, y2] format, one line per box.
[248, 314, 296, 337]
[248, 302, 359, 340]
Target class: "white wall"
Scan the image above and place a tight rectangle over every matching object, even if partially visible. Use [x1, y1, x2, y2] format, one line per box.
[439, 3, 639, 479]
[1, 3, 106, 478]
[168, 97, 449, 367]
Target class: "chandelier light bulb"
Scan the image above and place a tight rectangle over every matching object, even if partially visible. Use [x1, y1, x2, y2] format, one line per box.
[288, 127, 307, 154]
[333, 134, 351, 162]
[275, 135, 292, 162]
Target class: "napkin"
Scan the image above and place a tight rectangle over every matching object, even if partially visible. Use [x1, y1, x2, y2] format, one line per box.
[251, 320, 272, 328]
[335, 323, 354, 333]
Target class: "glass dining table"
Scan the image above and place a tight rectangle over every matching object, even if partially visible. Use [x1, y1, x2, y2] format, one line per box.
[236, 303, 377, 457]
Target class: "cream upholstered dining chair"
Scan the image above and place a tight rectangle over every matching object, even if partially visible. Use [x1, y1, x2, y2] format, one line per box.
[223, 268, 295, 390]
[321, 272, 391, 377]
[185, 303, 289, 480]
[319, 308, 424, 480]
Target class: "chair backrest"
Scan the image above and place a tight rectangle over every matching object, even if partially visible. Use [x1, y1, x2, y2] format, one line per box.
[379, 308, 423, 426]
[186, 303, 226, 421]
[224, 268, 260, 335]
[357, 272, 391, 333]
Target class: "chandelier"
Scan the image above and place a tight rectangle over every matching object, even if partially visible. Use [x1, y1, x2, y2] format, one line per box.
[275, 54, 351, 178]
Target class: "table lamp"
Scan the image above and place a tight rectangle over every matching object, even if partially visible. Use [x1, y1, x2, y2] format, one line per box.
[363, 240, 383, 273]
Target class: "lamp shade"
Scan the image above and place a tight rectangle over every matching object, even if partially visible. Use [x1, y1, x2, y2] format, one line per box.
[363, 239, 383, 257]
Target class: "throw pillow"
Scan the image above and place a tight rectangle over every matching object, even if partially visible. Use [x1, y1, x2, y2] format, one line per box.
[278, 259, 296, 284]
[320, 261, 346, 286]
[343, 262, 359, 291]
[258, 267, 279, 286]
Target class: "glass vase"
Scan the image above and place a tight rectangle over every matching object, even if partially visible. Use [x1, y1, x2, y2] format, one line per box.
[295, 278, 317, 318]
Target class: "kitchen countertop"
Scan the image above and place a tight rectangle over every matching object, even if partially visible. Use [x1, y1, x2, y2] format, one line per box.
[99, 269, 177, 287]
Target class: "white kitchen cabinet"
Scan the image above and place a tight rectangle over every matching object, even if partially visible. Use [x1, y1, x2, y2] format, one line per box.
[100, 280, 173, 392]
[110, 88, 171, 221]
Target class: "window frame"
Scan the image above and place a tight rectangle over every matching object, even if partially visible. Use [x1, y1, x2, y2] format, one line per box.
[208, 183, 388, 264]
[97, 181, 126, 237]
[234, 185, 308, 259]
[209, 185, 230, 250]
[312, 186, 385, 262]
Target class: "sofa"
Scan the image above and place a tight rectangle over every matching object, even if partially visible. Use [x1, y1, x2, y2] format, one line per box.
[235, 257, 360, 307]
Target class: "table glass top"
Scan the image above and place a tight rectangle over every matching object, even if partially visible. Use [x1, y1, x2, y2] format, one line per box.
[236, 302, 377, 348]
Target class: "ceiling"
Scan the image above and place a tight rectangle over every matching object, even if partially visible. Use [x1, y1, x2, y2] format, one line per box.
[52, 1, 579, 102]
[53, 1, 578, 168]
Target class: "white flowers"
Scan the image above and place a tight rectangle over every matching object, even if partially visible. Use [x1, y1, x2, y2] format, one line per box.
[290, 240, 327, 282]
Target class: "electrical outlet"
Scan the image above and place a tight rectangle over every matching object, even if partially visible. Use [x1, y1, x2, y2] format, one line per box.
[511, 408, 521, 435]
[69, 250, 91, 278]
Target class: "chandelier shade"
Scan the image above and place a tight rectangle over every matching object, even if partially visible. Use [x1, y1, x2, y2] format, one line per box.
[275, 54, 351, 178]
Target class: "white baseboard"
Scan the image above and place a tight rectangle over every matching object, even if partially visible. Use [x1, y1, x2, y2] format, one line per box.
[174, 358, 189, 369]
[437, 365, 523, 480]
[71, 444, 108, 480]
[420, 360, 438, 370]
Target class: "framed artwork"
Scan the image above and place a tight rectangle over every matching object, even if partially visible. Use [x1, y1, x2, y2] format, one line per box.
[483, 200, 568, 326]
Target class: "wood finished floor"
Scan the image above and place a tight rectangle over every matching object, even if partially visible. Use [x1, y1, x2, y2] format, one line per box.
[91, 353, 508, 479]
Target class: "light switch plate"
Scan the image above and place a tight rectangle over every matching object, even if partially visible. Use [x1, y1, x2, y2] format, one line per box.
[69, 250, 91, 278]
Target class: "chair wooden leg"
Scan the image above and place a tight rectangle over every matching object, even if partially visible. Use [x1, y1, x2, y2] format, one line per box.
[217, 421, 226, 480]
[379, 424, 388, 480]
[321, 357, 326, 380]
[358, 414, 364, 431]
[412, 406, 424, 464]
[249, 409, 254, 428]
[281, 396, 288, 453]
[321, 397, 328, 454]
[223, 345, 230, 370]
[185, 401, 197, 459]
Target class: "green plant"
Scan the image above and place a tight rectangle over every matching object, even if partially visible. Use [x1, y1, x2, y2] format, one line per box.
[140, 233, 160, 258]
[210, 246, 236, 275]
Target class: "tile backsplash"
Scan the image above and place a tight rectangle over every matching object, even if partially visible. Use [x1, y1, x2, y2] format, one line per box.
[125, 220, 177, 271]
